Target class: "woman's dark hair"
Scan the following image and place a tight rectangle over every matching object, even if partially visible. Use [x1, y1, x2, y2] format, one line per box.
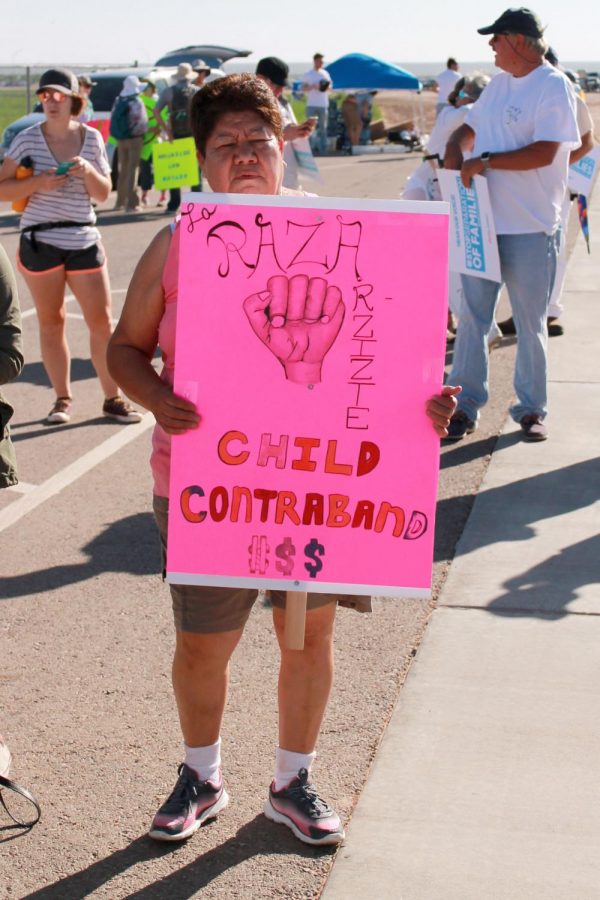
[70, 95, 84, 116]
[190, 73, 283, 155]
[447, 77, 466, 107]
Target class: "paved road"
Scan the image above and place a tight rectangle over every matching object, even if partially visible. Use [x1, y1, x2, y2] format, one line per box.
[1, 154, 519, 898]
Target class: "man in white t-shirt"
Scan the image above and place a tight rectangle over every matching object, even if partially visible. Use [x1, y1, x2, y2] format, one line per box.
[301, 53, 332, 155]
[443, 7, 579, 443]
[434, 58, 461, 117]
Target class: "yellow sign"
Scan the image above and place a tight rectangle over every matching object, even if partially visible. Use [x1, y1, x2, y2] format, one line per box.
[152, 138, 200, 189]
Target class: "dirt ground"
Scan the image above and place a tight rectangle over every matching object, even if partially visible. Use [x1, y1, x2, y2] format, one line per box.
[376, 87, 600, 141]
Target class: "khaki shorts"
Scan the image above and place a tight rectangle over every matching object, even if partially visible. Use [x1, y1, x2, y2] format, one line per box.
[153, 496, 370, 634]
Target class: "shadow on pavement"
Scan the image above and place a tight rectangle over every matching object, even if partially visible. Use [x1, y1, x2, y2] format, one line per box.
[0, 513, 158, 600]
[435, 456, 600, 614]
[22, 816, 335, 900]
[488, 532, 600, 618]
[17, 359, 97, 388]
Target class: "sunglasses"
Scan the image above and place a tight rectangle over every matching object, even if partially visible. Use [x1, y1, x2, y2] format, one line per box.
[490, 33, 507, 43]
[37, 89, 69, 103]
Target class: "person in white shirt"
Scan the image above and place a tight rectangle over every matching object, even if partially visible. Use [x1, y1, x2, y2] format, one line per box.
[444, 7, 579, 443]
[256, 56, 316, 189]
[498, 49, 595, 337]
[434, 57, 461, 117]
[301, 53, 332, 155]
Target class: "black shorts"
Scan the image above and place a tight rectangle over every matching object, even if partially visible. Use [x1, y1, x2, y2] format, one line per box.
[18, 235, 106, 274]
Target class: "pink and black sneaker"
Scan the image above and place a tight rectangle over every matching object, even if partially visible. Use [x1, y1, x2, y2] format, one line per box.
[148, 763, 228, 842]
[264, 767, 345, 846]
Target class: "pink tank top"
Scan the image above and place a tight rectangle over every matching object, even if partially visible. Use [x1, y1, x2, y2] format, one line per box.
[150, 223, 179, 497]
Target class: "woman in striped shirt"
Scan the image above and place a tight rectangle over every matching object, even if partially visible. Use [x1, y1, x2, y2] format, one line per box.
[0, 67, 140, 425]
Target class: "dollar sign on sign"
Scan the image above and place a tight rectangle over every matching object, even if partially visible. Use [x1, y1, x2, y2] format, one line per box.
[304, 538, 325, 578]
[275, 537, 295, 575]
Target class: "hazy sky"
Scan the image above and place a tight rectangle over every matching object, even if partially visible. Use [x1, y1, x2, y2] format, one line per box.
[5, 0, 600, 67]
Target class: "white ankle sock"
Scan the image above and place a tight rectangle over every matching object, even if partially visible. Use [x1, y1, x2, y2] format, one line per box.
[273, 747, 316, 791]
[184, 738, 221, 782]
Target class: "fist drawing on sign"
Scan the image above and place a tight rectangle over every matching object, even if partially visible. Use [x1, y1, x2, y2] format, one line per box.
[243, 274, 345, 384]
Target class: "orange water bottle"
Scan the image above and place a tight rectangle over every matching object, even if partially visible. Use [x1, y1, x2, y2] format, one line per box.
[12, 155, 34, 213]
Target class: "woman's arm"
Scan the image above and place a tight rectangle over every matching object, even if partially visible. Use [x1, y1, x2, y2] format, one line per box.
[107, 227, 200, 435]
[0, 156, 68, 202]
[570, 130, 594, 165]
[68, 156, 111, 202]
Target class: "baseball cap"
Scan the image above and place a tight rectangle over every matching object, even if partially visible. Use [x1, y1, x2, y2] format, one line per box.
[177, 62, 194, 79]
[78, 74, 97, 87]
[37, 67, 79, 96]
[191, 58, 211, 74]
[256, 56, 289, 87]
[477, 8, 544, 38]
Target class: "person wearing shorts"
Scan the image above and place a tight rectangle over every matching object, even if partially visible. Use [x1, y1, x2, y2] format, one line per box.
[0, 66, 140, 426]
[108, 74, 458, 849]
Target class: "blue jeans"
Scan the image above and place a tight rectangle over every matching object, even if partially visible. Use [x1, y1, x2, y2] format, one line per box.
[448, 231, 559, 423]
[306, 106, 328, 155]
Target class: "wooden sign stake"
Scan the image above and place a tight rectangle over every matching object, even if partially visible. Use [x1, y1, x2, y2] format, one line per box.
[284, 591, 307, 650]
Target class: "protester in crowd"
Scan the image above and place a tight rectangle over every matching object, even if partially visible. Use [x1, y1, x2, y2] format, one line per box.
[403, 75, 489, 201]
[498, 48, 595, 338]
[341, 92, 362, 146]
[77, 74, 96, 123]
[301, 53, 332, 155]
[255, 56, 316, 189]
[0, 244, 23, 488]
[155, 63, 202, 213]
[434, 57, 461, 117]
[0, 68, 141, 425]
[443, 8, 579, 443]
[110, 75, 148, 212]
[192, 58, 211, 89]
[139, 80, 168, 207]
[107, 73, 458, 849]
[0, 250, 40, 829]
[401, 74, 501, 346]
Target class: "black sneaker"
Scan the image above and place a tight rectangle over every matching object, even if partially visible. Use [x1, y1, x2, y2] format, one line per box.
[520, 414, 548, 442]
[547, 317, 564, 337]
[444, 410, 477, 442]
[264, 767, 344, 846]
[498, 317, 516, 336]
[148, 763, 229, 842]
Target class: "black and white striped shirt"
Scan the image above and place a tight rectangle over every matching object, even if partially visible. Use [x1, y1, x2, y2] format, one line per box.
[7, 123, 111, 250]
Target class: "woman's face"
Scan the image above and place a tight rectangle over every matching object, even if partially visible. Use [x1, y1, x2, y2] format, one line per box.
[38, 89, 73, 123]
[198, 109, 284, 195]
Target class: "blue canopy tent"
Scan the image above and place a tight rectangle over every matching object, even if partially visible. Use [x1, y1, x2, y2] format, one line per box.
[320, 53, 424, 153]
[325, 53, 421, 91]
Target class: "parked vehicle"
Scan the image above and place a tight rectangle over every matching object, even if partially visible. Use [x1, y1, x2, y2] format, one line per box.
[582, 71, 600, 92]
[155, 45, 251, 67]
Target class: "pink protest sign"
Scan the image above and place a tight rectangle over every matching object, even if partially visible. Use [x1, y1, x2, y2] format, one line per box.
[167, 194, 448, 598]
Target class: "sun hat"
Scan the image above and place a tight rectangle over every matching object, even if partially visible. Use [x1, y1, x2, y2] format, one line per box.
[191, 59, 211, 74]
[120, 75, 143, 97]
[477, 8, 544, 38]
[256, 57, 290, 87]
[36, 67, 79, 96]
[177, 62, 194, 79]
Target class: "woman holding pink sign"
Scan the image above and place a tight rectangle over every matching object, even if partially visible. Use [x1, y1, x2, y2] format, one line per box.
[108, 74, 458, 849]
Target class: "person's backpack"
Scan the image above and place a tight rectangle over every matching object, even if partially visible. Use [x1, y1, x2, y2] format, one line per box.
[170, 82, 196, 139]
[110, 96, 134, 140]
